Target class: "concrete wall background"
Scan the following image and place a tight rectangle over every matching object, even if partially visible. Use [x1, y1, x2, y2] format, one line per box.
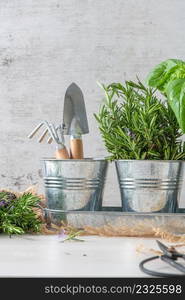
[0, 0, 185, 206]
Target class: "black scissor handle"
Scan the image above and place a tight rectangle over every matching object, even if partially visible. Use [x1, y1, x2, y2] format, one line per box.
[139, 255, 185, 278]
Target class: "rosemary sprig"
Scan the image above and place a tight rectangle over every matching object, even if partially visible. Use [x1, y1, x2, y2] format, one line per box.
[58, 228, 84, 242]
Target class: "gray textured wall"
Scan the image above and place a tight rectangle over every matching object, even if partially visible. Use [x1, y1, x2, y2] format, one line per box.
[0, 0, 185, 206]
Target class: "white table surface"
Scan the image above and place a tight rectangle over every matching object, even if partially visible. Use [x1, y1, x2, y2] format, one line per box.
[0, 234, 179, 277]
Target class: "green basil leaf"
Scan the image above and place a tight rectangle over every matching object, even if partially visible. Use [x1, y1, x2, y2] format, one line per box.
[146, 59, 185, 92]
[166, 78, 185, 133]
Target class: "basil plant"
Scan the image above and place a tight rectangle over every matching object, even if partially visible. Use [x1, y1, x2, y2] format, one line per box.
[146, 59, 185, 133]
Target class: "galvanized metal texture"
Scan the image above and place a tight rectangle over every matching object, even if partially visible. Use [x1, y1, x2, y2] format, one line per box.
[63, 83, 89, 135]
[43, 208, 185, 236]
[115, 160, 184, 213]
[42, 158, 108, 211]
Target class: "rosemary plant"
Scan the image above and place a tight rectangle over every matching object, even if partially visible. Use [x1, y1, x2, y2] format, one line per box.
[95, 79, 185, 160]
[0, 192, 42, 235]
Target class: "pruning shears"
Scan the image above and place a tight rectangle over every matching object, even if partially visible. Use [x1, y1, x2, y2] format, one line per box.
[139, 240, 185, 277]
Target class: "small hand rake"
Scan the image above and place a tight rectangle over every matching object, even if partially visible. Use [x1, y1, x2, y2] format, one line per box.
[28, 120, 69, 159]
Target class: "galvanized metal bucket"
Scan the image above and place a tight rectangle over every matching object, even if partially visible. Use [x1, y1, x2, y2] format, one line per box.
[115, 160, 184, 213]
[42, 158, 108, 212]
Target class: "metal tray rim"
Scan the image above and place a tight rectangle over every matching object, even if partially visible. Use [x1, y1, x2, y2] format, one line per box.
[43, 207, 185, 217]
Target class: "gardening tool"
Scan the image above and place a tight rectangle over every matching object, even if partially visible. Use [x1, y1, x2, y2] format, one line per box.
[28, 120, 70, 159]
[139, 240, 185, 277]
[63, 82, 89, 159]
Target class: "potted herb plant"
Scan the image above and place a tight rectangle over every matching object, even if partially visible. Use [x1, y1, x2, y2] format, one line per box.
[95, 77, 185, 213]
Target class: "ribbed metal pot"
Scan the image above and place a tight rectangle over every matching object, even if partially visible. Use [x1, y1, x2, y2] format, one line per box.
[115, 160, 184, 213]
[42, 158, 108, 212]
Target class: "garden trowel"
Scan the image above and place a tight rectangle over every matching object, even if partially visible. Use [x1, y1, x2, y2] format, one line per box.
[63, 83, 89, 159]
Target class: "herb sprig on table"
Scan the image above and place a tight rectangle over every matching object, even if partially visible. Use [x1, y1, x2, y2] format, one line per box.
[0, 192, 42, 235]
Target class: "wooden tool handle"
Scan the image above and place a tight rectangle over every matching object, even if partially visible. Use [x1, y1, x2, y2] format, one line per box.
[70, 138, 84, 159]
[55, 146, 70, 159]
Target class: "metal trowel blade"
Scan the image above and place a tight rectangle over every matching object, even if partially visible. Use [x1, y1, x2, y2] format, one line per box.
[63, 83, 89, 135]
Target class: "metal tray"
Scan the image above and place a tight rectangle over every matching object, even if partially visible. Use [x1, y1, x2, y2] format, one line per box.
[43, 207, 185, 235]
